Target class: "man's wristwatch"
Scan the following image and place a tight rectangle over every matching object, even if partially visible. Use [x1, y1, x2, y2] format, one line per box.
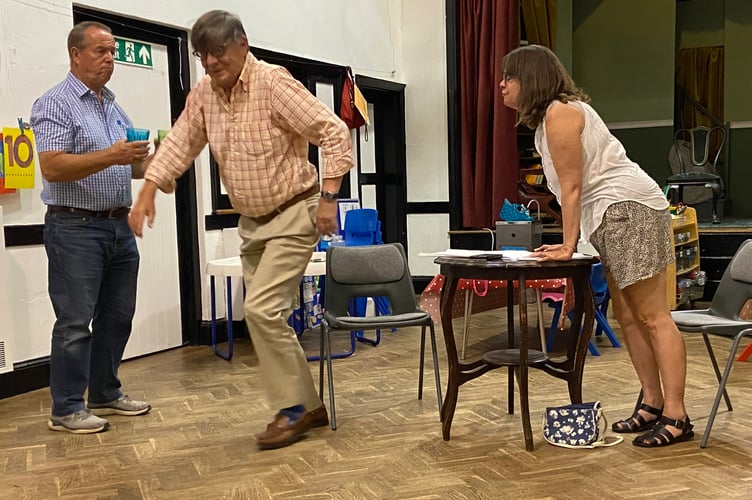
[320, 190, 339, 201]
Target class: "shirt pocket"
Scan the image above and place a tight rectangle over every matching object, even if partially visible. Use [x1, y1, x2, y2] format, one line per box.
[236, 123, 274, 158]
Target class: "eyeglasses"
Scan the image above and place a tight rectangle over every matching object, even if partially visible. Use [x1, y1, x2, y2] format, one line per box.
[192, 42, 229, 61]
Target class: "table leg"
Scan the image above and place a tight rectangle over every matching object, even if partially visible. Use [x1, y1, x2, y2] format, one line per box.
[211, 275, 233, 361]
[439, 273, 461, 440]
[460, 289, 473, 360]
[438, 270, 512, 441]
[518, 273, 534, 451]
[566, 268, 594, 403]
[507, 280, 515, 414]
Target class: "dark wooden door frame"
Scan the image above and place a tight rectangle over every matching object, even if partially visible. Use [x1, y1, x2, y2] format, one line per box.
[355, 75, 408, 251]
[72, 7, 201, 345]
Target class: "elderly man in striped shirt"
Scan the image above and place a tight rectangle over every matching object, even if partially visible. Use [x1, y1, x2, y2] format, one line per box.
[129, 10, 353, 450]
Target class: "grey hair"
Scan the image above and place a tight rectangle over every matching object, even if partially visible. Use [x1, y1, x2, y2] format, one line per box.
[67, 21, 111, 52]
[190, 10, 246, 56]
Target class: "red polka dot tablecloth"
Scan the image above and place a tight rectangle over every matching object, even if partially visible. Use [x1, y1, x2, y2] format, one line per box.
[418, 274, 572, 324]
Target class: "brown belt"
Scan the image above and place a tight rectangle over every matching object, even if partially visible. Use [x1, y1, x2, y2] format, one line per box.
[248, 185, 319, 225]
[47, 205, 130, 219]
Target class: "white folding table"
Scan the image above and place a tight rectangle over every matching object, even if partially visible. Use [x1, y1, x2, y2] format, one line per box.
[206, 252, 326, 360]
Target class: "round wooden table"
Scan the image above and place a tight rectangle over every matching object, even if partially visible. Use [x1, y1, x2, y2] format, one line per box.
[435, 255, 597, 451]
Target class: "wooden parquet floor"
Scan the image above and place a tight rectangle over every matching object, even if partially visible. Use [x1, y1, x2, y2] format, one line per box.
[2, 307, 752, 499]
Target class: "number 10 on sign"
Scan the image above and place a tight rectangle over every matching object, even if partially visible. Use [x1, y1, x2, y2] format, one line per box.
[2, 127, 35, 189]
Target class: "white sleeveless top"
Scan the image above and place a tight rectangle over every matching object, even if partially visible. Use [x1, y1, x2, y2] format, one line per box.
[534, 100, 669, 242]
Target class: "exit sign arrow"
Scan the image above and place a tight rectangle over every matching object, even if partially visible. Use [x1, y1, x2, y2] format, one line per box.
[138, 45, 151, 65]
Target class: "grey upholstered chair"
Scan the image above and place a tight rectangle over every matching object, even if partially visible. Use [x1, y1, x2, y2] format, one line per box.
[671, 238, 752, 447]
[318, 243, 443, 430]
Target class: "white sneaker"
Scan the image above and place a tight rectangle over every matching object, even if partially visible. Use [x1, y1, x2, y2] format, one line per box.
[48, 409, 109, 434]
[88, 395, 151, 416]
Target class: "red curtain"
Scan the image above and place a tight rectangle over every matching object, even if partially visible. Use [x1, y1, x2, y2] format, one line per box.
[459, 0, 519, 228]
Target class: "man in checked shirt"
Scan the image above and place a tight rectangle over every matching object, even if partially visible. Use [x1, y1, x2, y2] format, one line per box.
[129, 10, 353, 450]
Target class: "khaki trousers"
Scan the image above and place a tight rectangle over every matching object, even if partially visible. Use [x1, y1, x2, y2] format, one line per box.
[237, 193, 322, 412]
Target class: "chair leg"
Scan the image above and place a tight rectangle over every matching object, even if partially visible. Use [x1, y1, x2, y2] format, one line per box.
[325, 326, 337, 430]
[429, 322, 444, 413]
[356, 297, 382, 346]
[417, 322, 443, 419]
[737, 341, 752, 361]
[418, 325, 426, 401]
[587, 341, 601, 356]
[318, 324, 325, 402]
[210, 275, 234, 361]
[701, 331, 750, 447]
[546, 301, 562, 352]
[702, 334, 733, 412]
[709, 187, 720, 224]
[460, 290, 474, 359]
[307, 328, 357, 362]
[557, 304, 600, 356]
[535, 289, 547, 355]
[595, 310, 622, 348]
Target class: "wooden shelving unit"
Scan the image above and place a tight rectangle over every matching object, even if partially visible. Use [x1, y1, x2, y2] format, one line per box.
[667, 206, 700, 309]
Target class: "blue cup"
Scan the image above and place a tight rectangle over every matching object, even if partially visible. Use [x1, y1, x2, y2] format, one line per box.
[126, 127, 150, 142]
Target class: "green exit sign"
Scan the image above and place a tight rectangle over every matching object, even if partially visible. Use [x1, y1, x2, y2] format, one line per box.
[114, 37, 153, 68]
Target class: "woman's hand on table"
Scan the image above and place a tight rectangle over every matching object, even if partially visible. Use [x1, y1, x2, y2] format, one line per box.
[530, 244, 575, 261]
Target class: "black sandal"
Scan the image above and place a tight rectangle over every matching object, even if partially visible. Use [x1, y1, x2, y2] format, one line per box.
[611, 403, 663, 433]
[632, 415, 694, 448]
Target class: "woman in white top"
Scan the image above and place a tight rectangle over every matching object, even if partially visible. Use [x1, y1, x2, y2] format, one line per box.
[500, 45, 692, 447]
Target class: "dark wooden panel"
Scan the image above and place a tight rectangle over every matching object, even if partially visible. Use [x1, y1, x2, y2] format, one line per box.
[4, 224, 44, 247]
[700, 256, 732, 282]
[699, 233, 750, 257]
[0, 358, 49, 399]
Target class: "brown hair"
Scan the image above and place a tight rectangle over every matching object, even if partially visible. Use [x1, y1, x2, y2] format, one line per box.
[190, 10, 246, 57]
[67, 21, 111, 54]
[502, 45, 590, 129]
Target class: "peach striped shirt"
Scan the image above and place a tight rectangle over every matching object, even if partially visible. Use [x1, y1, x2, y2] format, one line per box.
[145, 53, 353, 217]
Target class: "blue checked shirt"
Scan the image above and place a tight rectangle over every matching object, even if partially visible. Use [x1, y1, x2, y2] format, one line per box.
[30, 73, 134, 210]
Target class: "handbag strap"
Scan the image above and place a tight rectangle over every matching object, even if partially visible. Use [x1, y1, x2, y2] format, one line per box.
[543, 434, 623, 449]
[589, 413, 624, 447]
[472, 279, 489, 297]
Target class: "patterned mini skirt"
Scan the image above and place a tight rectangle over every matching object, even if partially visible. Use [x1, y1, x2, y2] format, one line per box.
[589, 201, 674, 290]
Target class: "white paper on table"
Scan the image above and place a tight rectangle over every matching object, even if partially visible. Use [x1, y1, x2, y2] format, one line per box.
[417, 249, 593, 261]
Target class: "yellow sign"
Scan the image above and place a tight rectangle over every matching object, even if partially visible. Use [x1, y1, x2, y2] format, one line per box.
[2, 127, 35, 189]
[353, 85, 370, 126]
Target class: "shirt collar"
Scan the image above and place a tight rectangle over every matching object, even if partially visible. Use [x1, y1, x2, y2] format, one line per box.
[237, 52, 257, 91]
[65, 72, 115, 101]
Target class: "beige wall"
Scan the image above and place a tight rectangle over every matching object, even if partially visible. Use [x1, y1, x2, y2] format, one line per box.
[572, 0, 675, 124]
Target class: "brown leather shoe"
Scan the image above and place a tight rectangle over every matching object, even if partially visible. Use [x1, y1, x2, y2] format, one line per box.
[255, 406, 329, 450]
[304, 405, 329, 429]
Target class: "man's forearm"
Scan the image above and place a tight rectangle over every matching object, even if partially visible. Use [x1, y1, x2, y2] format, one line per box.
[38, 150, 117, 182]
[320, 176, 343, 195]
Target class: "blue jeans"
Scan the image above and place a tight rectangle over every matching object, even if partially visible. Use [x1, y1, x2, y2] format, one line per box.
[44, 211, 139, 416]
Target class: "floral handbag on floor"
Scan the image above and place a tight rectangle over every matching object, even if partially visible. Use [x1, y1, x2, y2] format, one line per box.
[542, 401, 623, 448]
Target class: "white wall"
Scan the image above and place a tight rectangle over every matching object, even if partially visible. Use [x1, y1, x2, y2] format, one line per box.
[0, 0, 450, 363]
[402, 0, 450, 275]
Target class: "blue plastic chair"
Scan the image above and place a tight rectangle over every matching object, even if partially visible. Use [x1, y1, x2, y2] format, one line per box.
[344, 208, 382, 246]
[545, 262, 621, 355]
